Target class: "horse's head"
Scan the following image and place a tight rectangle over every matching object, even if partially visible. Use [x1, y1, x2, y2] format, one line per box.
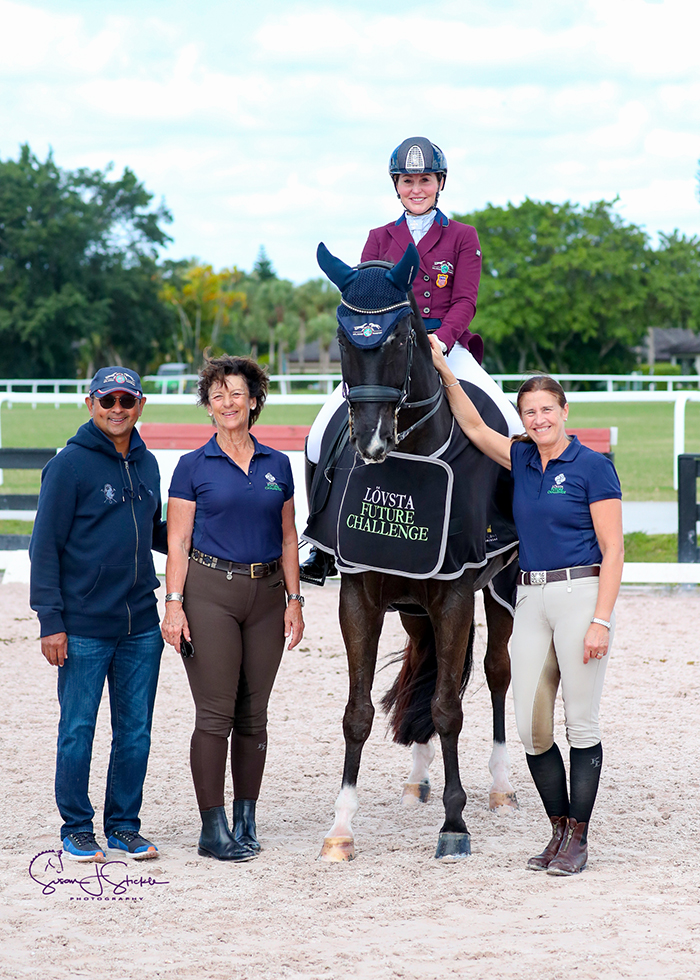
[318, 241, 430, 463]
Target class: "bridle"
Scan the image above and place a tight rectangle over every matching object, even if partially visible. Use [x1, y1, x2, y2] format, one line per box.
[339, 306, 444, 446]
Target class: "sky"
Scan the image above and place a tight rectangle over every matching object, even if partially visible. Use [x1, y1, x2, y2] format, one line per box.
[1, 0, 699, 282]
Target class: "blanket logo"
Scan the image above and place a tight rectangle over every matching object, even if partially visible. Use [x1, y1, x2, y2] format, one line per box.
[547, 473, 566, 495]
[344, 486, 428, 542]
[264, 471, 283, 492]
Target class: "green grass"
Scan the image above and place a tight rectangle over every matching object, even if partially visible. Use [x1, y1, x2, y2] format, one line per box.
[623, 532, 677, 562]
[1, 400, 699, 500]
[0, 520, 34, 534]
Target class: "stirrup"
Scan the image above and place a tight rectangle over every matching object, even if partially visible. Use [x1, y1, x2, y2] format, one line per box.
[300, 547, 337, 586]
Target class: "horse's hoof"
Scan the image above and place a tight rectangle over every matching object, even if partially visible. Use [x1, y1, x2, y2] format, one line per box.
[401, 780, 431, 806]
[318, 836, 355, 862]
[434, 832, 471, 861]
[489, 791, 519, 811]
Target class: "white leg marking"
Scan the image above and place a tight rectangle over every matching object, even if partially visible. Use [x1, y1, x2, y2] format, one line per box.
[408, 741, 436, 783]
[488, 741, 518, 809]
[326, 785, 359, 840]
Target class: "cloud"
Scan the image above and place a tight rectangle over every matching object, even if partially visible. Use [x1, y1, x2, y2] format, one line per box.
[1, 0, 699, 281]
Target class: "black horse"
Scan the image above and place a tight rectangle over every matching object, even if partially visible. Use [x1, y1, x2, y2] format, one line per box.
[311, 242, 518, 862]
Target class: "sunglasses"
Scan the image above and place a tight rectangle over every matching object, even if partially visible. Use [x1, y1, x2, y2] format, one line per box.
[97, 393, 140, 409]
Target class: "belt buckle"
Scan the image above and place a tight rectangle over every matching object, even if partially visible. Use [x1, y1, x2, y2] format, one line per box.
[530, 570, 547, 586]
[250, 563, 265, 579]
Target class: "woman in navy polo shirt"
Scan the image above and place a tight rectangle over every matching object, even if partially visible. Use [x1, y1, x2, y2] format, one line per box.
[430, 338, 624, 876]
[161, 355, 305, 862]
[301, 136, 521, 584]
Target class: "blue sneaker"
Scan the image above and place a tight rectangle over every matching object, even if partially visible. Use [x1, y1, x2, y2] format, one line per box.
[63, 832, 106, 863]
[107, 829, 159, 861]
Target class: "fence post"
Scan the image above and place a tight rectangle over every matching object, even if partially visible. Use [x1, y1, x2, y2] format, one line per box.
[677, 454, 700, 563]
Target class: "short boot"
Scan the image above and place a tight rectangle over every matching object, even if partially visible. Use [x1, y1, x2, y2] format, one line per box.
[547, 818, 588, 876]
[527, 816, 569, 871]
[198, 806, 256, 862]
[299, 547, 336, 586]
[232, 799, 261, 853]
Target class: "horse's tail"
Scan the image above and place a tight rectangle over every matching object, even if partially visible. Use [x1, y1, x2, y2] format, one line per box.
[381, 621, 474, 746]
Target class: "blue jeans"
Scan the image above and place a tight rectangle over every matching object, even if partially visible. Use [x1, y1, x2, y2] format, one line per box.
[55, 627, 163, 839]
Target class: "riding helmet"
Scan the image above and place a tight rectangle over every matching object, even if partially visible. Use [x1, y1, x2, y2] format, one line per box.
[389, 137, 447, 190]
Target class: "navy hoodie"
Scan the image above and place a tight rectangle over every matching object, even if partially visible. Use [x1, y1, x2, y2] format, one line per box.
[30, 419, 168, 638]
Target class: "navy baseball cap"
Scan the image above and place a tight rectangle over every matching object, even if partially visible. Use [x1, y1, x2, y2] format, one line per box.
[89, 367, 143, 398]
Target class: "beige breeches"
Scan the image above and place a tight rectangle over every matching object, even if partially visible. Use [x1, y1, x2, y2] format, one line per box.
[510, 575, 614, 755]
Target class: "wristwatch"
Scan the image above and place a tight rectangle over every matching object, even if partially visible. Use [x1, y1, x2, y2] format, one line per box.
[287, 593, 305, 607]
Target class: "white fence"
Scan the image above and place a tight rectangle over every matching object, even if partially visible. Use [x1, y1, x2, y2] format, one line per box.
[1, 388, 700, 488]
[2, 371, 700, 398]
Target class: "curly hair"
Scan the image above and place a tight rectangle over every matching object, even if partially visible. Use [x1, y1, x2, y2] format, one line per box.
[512, 375, 568, 444]
[197, 354, 269, 429]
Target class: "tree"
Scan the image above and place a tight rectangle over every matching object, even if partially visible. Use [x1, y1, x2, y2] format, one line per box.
[454, 198, 650, 375]
[160, 262, 247, 367]
[0, 144, 173, 377]
[645, 231, 700, 333]
[253, 246, 276, 281]
[293, 278, 340, 368]
[307, 312, 337, 374]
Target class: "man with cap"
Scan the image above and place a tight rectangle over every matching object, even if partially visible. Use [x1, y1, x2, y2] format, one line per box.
[30, 367, 168, 862]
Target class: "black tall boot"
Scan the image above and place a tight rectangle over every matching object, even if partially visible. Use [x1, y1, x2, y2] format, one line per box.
[198, 806, 256, 862]
[299, 456, 336, 585]
[232, 799, 261, 853]
[300, 547, 336, 586]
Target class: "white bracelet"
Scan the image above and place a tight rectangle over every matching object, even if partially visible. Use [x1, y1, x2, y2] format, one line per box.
[443, 380, 460, 388]
[165, 592, 184, 603]
[591, 617, 611, 629]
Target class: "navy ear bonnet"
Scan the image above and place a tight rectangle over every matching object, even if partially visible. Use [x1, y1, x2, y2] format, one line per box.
[316, 242, 419, 349]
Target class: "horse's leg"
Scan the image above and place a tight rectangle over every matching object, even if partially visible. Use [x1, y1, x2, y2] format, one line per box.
[319, 576, 383, 863]
[483, 586, 518, 810]
[401, 740, 436, 806]
[395, 613, 436, 806]
[431, 587, 475, 861]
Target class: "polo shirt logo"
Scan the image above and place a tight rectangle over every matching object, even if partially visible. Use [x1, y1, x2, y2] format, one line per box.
[547, 473, 567, 495]
[264, 471, 283, 492]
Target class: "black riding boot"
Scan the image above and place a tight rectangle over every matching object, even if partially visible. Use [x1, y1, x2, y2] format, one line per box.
[299, 456, 337, 585]
[198, 806, 256, 862]
[300, 547, 337, 586]
[232, 799, 261, 853]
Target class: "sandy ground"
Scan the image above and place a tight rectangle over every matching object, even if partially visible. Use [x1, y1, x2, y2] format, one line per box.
[1, 580, 699, 980]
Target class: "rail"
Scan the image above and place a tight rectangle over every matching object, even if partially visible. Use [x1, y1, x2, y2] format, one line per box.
[1, 372, 699, 399]
[1, 390, 700, 489]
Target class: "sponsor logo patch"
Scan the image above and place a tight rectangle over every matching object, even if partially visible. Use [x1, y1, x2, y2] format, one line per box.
[264, 471, 283, 492]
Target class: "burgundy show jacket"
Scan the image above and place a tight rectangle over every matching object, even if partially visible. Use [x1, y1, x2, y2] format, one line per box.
[361, 211, 484, 363]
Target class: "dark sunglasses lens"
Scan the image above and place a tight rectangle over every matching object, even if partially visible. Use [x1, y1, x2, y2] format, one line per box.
[98, 394, 137, 409]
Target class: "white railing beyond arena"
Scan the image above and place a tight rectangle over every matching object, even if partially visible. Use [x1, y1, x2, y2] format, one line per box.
[1, 389, 700, 489]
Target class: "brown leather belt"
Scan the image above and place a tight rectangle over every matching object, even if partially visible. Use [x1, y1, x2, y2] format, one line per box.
[191, 548, 281, 580]
[519, 565, 600, 586]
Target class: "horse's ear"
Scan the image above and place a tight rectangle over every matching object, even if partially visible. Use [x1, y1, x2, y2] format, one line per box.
[386, 243, 420, 293]
[317, 243, 359, 292]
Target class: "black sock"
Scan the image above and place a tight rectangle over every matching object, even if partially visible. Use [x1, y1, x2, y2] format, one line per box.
[569, 742, 603, 832]
[526, 743, 569, 819]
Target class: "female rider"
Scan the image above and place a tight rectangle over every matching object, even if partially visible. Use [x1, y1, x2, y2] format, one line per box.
[430, 336, 624, 876]
[301, 136, 521, 584]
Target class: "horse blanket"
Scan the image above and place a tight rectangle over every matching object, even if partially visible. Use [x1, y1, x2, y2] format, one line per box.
[302, 382, 520, 611]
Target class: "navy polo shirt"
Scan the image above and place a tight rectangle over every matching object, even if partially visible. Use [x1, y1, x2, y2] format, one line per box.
[169, 434, 294, 564]
[511, 436, 621, 572]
